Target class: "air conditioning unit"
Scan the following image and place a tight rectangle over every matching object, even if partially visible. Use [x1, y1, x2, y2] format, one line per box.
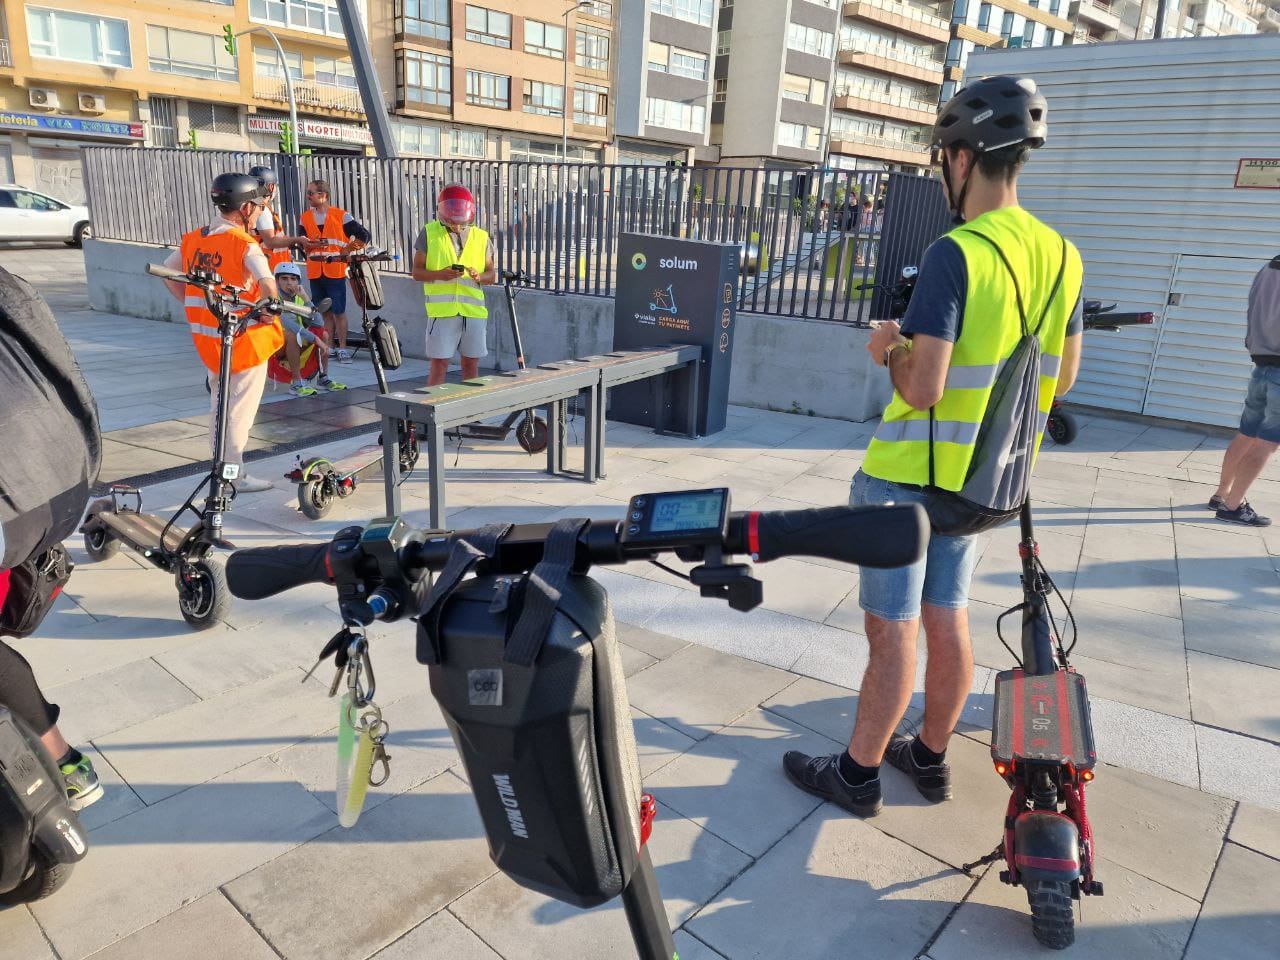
[29, 88, 59, 110]
[78, 92, 106, 114]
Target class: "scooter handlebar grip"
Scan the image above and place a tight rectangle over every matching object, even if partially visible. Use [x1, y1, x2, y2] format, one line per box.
[227, 542, 332, 600]
[749, 504, 929, 568]
[276, 299, 314, 320]
[146, 263, 188, 281]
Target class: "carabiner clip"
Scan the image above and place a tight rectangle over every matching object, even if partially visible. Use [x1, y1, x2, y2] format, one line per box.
[345, 633, 377, 708]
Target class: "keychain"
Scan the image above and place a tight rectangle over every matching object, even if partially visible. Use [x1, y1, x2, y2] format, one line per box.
[327, 630, 392, 828]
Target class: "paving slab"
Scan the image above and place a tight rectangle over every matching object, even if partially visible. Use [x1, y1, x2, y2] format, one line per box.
[619, 641, 658, 677]
[1181, 596, 1280, 669]
[673, 929, 728, 960]
[370, 910, 501, 959]
[152, 619, 321, 698]
[29, 758, 333, 960]
[82, 892, 277, 960]
[589, 568, 684, 628]
[1196, 724, 1280, 810]
[930, 855, 1198, 960]
[645, 590, 822, 671]
[0, 907, 55, 960]
[1088, 696, 1199, 789]
[1071, 559, 1182, 617]
[1187, 651, 1280, 743]
[449, 801, 751, 960]
[687, 806, 970, 960]
[1184, 844, 1280, 960]
[626, 644, 797, 742]
[224, 771, 498, 960]
[761, 675, 858, 745]
[47, 657, 199, 747]
[755, 557, 856, 623]
[632, 707, 698, 779]
[790, 624, 870, 691]
[76, 745, 145, 833]
[614, 621, 690, 661]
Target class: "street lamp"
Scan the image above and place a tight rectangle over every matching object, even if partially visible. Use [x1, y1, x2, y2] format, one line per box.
[562, 0, 591, 161]
[236, 25, 298, 154]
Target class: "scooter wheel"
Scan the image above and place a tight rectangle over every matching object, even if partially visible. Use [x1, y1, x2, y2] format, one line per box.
[1027, 879, 1075, 950]
[517, 416, 549, 455]
[298, 479, 334, 520]
[83, 526, 119, 562]
[178, 556, 231, 631]
[0, 855, 74, 907]
[1046, 410, 1078, 445]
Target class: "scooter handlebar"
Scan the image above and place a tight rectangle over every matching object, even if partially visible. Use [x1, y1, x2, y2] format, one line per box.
[227, 541, 332, 599]
[744, 504, 928, 568]
[146, 263, 190, 282]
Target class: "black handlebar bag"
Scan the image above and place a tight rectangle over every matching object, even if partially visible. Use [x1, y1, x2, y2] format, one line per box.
[416, 520, 643, 908]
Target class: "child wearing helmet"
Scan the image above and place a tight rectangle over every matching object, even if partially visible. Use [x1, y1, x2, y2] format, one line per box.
[273, 260, 346, 396]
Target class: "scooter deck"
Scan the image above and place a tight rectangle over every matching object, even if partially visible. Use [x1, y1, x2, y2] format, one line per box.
[299, 443, 384, 482]
[992, 668, 1097, 770]
[92, 509, 188, 554]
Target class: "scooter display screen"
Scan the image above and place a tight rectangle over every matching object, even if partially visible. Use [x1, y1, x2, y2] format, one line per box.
[621, 488, 730, 548]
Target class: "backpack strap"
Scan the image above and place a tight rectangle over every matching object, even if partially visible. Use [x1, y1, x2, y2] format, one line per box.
[504, 518, 589, 667]
[958, 228, 1068, 338]
[415, 523, 512, 664]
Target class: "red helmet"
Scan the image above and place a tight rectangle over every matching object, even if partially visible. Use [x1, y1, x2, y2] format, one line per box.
[437, 184, 476, 226]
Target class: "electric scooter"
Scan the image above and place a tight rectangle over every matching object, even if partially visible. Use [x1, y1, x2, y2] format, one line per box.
[860, 264, 918, 321]
[285, 249, 421, 520]
[80, 263, 318, 629]
[445, 269, 548, 454]
[1045, 302, 1155, 445]
[963, 499, 1101, 950]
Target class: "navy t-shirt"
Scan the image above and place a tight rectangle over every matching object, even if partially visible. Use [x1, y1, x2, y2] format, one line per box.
[900, 237, 1083, 343]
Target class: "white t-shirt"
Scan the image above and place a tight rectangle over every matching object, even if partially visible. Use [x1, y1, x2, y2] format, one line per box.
[162, 214, 272, 284]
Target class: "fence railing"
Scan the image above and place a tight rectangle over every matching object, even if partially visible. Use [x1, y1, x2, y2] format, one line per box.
[82, 148, 947, 325]
[848, 0, 952, 31]
[834, 84, 938, 115]
[252, 76, 365, 114]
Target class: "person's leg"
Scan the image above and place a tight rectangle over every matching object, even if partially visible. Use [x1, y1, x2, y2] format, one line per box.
[217, 362, 269, 473]
[1214, 432, 1252, 501]
[283, 335, 304, 381]
[1223, 437, 1279, 509]
[919, 603, 973, 755]
[847, 613, 919, 766]
[458, 315, 488, 381]
[429, 359, 450, 386]
[332, 313, 349, 350]
[459, 356, 481, 379]
[426, 317, 464, 387]
[1219, 368, 1280, 520]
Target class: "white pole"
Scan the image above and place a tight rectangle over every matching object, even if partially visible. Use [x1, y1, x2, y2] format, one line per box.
[239, 26, 298, 154]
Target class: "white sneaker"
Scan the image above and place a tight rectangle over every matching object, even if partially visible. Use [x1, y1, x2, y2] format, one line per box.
[336, 348, 354, 364]
[235, 474, 274, 493]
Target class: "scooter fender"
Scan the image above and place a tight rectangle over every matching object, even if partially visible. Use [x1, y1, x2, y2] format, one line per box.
[30, 806, 89, 867]
[1012, 810, 1080, 884]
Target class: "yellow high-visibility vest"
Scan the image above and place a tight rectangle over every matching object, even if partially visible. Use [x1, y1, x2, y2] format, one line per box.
[421, 220, 489, 319]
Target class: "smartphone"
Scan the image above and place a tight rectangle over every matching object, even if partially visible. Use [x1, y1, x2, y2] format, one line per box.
[450, 263, 466, 272]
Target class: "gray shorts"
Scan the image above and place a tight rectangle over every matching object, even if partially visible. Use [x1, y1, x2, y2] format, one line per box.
[425, 315, 487, 360]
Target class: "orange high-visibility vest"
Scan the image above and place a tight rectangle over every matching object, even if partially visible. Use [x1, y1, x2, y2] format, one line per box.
[301, 206, 348, 279]
[257, 207, 292, 271]
[179, 226, 284, 374]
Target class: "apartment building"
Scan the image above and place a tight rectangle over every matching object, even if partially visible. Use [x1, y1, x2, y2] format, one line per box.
[711, 0, 839, 169]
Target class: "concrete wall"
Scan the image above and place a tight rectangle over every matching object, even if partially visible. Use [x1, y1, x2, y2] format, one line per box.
[84, 237, 892, 423]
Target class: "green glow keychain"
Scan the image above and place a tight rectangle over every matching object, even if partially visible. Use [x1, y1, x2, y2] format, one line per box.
[336, 694, 391, 828]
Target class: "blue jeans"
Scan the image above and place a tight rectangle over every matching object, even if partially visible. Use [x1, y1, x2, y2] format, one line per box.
[1239, 365, 1280, 443]
[850, 470, 979, 622]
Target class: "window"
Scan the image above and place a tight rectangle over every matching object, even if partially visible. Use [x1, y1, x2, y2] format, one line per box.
[649, 0, 714, 27]
[315, 55, 357, 88]
[1023, 19, 1036, 44]
[250, 0, 344, 38]
[147, 26, 235, 82]
[648, 41, 668, 70]
[26, 7, 130, 67]
[4, 189, 62, 211]
[644, 96, 706, 133]
[581, 0, 612, 17]
[977, 2, 992, 30]
[1049, 0, 1060, 13]
[721, 0, 732, 6]
[777, 121, 819, 150]
[397, 0, 450, 42]
[396, 122, 441, 155]
[1000, 11, 1015, 37]
[189, 102, 240, 135]
[786, 23, 834, 58]
[451, 128, 486, 157]
[649, 42, 707, 79]
[953, 0, 969, 18]
[397, 49, 452, 108]
[573, 82, 608, 125]
[464, 5, 511, 46]
[525, 20, 565, 58]
[782, 73, 825, 104]
[255, 46, 303, 81]
[576, 24, 610, 70]
[466, 69, 510, 108]
[716, 30, 731, 55]
[523, 80, 564, 116]
[713, 77, 727, 102]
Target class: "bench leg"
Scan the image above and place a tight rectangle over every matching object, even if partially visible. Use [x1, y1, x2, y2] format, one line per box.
[545, 401, 561, 476]
[427, 423, 446, 529]
[382, 414, 402, 517]
[686, 361, 700, 439]
[583, 384, 598, 484]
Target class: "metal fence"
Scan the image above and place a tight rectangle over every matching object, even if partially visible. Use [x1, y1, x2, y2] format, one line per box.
[84, 147, 947, 324]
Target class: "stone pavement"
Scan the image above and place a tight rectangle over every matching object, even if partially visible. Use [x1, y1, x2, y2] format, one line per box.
[1, 249, 1277, 959]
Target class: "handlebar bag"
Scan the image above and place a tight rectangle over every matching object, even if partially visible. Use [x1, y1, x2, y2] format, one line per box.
[0, 546, 72, 640]
[417, 520, 643, 908]
[350, 258, 385, 311]
[371, 318, 402, 371]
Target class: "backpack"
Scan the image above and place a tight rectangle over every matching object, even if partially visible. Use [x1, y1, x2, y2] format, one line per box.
[922, 231, 1067, 537]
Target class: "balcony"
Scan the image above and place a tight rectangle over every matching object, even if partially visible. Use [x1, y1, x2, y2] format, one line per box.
[1070, 0, 1124, 31]
[253, 75, 365, 115]
[0, 39, 10, 67]
[838, 41, 944, 84]
[1259, 6, 1280, 31]
[830, 131, 932, 166]
[841, 0, 951, 42]
[833, 84, 937, 124]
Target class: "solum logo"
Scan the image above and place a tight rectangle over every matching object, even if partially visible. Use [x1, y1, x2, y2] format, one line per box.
[631, 252, 647, 270]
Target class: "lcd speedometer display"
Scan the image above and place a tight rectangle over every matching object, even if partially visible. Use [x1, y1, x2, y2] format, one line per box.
[649, 491, 726, 533]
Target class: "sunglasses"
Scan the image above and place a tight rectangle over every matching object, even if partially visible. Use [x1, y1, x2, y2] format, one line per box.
[307, 190, 327, 196]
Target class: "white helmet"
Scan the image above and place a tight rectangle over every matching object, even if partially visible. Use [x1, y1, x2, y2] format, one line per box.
[273, 261, 302, 279]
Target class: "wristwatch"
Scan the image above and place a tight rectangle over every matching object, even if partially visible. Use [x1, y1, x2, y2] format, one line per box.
[884, 340, 910, 368]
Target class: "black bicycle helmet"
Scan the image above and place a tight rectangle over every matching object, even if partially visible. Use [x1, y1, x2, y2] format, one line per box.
[248, 165, 278, 188]
[209, 172, 264, 211]
[934, 75, 1047, 154]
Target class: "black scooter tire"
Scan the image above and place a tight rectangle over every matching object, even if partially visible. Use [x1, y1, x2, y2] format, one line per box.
[1046, 411, 1078, 446]
[298, 479, 334, 520]
[178, 556, 231, 630]
[516, 416, 549, 455]
[1027, 879, 1075, 950]
[0, 855, 74, 907]
[83, 526, 119, 562]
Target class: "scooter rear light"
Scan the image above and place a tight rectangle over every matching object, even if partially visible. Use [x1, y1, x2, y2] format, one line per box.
[1137, 312, 1155, 324]
[994, 761, 1011, 776]
[1081, 769, 1094, 782]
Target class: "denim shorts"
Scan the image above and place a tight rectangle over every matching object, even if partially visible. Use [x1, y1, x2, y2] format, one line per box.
[309, 275, 348, 316]
[1239, 365, 1280, 444]
[850, 470, 979, 622]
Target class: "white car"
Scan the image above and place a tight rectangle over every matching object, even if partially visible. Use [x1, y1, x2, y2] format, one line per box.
[0, 185, 91, 247]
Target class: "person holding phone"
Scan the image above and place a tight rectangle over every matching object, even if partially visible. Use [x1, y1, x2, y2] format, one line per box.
[411, 184, 496, 386]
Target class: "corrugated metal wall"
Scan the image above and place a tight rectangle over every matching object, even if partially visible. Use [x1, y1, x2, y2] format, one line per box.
[969, 36, 1280, 425]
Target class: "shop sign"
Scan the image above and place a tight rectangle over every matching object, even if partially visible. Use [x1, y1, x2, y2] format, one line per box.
[247, 115, 373, 146]
[0, 111, 144, 140]
[1235, 158, 1280, 189]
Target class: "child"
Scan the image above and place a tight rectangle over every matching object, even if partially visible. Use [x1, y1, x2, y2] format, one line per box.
[274, 261, 346, 396]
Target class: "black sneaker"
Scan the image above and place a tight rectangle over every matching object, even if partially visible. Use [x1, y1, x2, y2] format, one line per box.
[782, 751, 882, 818]
[1216, 502, 1271, 527]
[884, 735, 953, 803]
[1207, 495, 1225, 511]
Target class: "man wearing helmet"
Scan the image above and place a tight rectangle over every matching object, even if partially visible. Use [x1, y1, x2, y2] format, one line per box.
[784, 77, 1085, 818]
[158, 172, 284, 493]
[247, 165, 317, 271]
[411, 184, 496, 386]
